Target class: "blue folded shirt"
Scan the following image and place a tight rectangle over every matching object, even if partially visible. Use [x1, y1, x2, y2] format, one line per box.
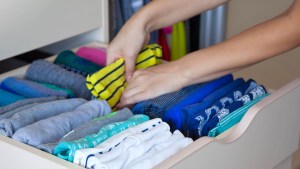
[163, 74, 234, 132]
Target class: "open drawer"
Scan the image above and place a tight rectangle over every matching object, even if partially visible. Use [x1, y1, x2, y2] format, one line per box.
[0, 42, 300, 169]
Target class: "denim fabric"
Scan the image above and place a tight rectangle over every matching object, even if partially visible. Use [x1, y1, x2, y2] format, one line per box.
[186, 79, 257, 139]
[13, 100, 111, 147]
[201, 85, 267, 136]
[1, 77, 69, 98]
[182, 78, 245, 135]
[163, 74, 234, 132]
[132, 83, 201, 119]
[208, 94, 269, 137]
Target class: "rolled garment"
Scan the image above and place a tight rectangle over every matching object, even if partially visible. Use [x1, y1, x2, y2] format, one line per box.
[163, 74, 233, 132]
[0, 98, 86, 137]
[25, 59, 91, 100]
[73, 118, 163, 167]
[182, 78, 245, 137]
[171, 22, 187, 60]
[1, 77, 69, 98]
[76, 47, 107, 66]
[0, 96, 63, 117]
[187, 79, 257, 139]
[37, 82, 75, 98]
[54, 114, 149, 162]
[38, 108, 132, 153]
[201, 85, 267, 136]
[132, 83, 201, 119]
[54, 50, 103, 76]
[124, 130, 193, 169]
[13, 100, 111, 147]
[0, 88, 26, 107]
[85, 123, 171, 169]
[208, 94, 269, 137]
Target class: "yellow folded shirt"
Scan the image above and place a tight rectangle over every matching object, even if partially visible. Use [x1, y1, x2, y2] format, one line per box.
[86, 44, 162, 110]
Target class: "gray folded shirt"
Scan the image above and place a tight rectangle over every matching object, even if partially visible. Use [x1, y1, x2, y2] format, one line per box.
[13, 100, 111, 147]
[0, 98, 87, 137]
[38, 108, 133, 153]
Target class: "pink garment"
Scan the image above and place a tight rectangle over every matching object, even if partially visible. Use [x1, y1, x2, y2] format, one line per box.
[76, 47, 107, 66]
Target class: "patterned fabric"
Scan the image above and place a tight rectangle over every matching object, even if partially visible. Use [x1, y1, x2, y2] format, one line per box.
[86, 44, 162, 110]
[54, 50, 103, 76]
[208, 94, 269, 137]
[53, 114, 149, 162]
[186, 79, 257, 139]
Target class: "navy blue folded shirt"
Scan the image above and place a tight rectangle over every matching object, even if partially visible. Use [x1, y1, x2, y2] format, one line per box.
[163, 74, 234, 132]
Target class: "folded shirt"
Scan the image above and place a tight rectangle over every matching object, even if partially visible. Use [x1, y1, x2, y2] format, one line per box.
[0, 96, 63, 117]
[182, 78, 245, 136]
[187, 79, 258, 139]
[36, 82, 75, 98]
[201, 85, 267, 136]
[0, 88, 26, 107]
[54, 50, 103, 76]
[86, 44, 162, 109]
[38, 108, 133, 154]
[1, 77, 69, 98]
[76, 47, 107, 66]
[163, 74, 234, 132]
[74, 118, 163, 167]
[124, 130, 193, 169]
[54, 114, 150, 162]
[208, 94, 269, 137]
[0, 98, 86, 137]
[85, 122, 171, 169]
[12, 100, 111, 147]
[25, 59, 91, 100]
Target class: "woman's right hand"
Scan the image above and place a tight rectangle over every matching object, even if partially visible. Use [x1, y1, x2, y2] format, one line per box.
[106, 17, 151, 81]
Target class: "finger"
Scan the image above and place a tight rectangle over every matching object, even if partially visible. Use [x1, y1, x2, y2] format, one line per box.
[119, 91, 145, 107]
[106, 46, 120, 66]
[143, 33, 150, 47]
[125, 58, 136, 81]
[121, 84, 143, 100]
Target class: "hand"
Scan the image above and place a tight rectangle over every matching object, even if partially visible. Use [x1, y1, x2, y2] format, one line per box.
[106, 18, 150, 81]
[117, 61, 188, 108]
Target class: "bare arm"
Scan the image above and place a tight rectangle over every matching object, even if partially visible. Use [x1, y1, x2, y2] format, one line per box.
[119, 0, 300, 107]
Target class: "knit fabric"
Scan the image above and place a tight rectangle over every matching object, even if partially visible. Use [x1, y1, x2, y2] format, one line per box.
[0, 98, 86, 137]
[86, 44, 162, 109]
[36, 82, 75, 98]
[0, 89, 26, 107]
[13, 100, 111, 147]
[25, 59, 91, 100]
[76, 47, 107, 66]
[54, 50, 103, 76]
[1, 77, 69, 98]
[208, 94, 269, 137]
[53, 114, 149, 162]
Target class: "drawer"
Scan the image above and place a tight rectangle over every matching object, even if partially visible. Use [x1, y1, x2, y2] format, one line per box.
[0, 42, 300, 169]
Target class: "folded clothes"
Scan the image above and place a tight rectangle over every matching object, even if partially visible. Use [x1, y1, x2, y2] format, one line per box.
[38, 108, 132, 153]
[54, 50, 103, 76]
[1, 77, 69, 98]
[25, 59, 91, 100]
[187, 79, 257, 139]
[201, 85, 267, 136]
[124, 130, 193, 169]
[0, 88, 26, 107]
[86, 44, 162, 109]
[85, 122, 171, 169]
[54, 114, 149, 162]
[0, 96, 62, 116]
[163, 74, 234, 132]
[36, 82, 75, 98]
[0, 98, 86, 137]
[73, 118, 163, 167]
[208, 94, 269, 137]
[76, 47, 107, 66]
[132, 83, 201, 119]
[13, 100, 111, 147]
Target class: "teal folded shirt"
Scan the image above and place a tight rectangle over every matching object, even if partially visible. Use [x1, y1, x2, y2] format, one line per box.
[53, 114, 149, 162]
[208, 94, 269, 137]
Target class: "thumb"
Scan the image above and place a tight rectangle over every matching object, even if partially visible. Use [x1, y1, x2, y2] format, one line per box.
[125, 58, 136, 81]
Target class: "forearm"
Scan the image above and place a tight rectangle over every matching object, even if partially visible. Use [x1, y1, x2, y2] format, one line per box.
[131, 0, 229, 32]
[178, 0, 300, 86]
